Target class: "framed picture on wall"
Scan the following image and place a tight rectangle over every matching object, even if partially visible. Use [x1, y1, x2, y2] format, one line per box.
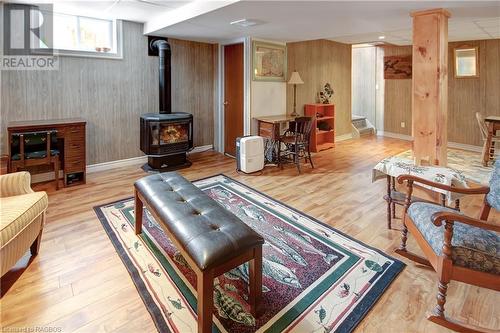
[253, 41, 287, 81]
[384, 55, 412, 79]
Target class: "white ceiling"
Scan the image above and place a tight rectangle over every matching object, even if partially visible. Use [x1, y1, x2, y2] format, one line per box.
[147, 1, 500, 45]
[54, 0, 189, 23]
[7, 0, 192, 22]
[12, 1, 500, 45]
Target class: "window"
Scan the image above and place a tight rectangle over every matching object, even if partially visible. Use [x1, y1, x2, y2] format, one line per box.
[38, 11, 122, 59]
[454, 46, 479, 78]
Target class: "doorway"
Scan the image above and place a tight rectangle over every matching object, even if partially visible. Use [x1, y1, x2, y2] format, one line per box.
[223, 43, 244, 157]
[352, 44, 377, 133]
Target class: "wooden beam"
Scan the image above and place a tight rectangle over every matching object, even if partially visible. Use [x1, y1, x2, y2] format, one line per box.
[411, 8, 450, 166]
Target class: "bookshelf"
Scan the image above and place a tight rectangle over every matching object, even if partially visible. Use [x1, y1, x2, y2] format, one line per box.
[304, 104, 335, 152]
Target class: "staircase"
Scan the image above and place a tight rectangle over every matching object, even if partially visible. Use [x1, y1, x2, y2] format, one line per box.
[352, 115, 375, 136]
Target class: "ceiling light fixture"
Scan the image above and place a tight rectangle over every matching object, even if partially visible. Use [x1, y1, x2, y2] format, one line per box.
[378, 35, 386, 40]
[230, 19, 264, 28]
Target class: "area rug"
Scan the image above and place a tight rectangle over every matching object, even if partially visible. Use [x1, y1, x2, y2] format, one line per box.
[94, 175, 404, 333]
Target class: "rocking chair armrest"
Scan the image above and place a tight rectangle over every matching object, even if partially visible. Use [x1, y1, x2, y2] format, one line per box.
[431, 212, 500, 232]
[397, 175, 490, 195]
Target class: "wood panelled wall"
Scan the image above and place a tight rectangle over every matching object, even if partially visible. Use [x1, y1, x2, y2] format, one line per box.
[448, 39, 500, 146]
[287, 39, 352, 136]
[171, 38, 217, 148]
[380, 45, 413, 136]
[0, 21, 216, 165]
[381, 39, 500, 146]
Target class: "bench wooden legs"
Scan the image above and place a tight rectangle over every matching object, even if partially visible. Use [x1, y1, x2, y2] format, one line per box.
[135, 190, 143, 235]
[249, 245, 262, 317]
[196, 245, 263, 333]
[134, 186, 263, 333]
[197, 269, 214, 333]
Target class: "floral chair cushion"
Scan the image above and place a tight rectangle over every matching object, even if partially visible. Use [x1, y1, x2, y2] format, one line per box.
[486, 159, 500, 211]
[408, 202, 500, 275]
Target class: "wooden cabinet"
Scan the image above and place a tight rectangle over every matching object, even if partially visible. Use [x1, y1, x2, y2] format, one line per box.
[304, 104, 335, 152]
[7, 118, 86, 187]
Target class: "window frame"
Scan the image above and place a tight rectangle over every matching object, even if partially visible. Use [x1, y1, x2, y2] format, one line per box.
[454, 45, 479, 79]
[35, 11, 123, 60]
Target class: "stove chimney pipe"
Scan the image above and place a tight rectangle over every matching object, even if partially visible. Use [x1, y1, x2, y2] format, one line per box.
[151, 39, 171, 114]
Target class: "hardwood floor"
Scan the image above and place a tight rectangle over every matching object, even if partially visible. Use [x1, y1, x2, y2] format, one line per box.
[1, 135, 498, 332]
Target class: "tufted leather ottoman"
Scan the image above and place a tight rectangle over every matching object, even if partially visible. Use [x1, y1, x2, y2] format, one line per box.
[134, 172, 264, 333]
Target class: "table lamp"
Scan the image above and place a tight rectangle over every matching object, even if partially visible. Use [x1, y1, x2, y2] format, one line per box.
[288, 71, 304, 117]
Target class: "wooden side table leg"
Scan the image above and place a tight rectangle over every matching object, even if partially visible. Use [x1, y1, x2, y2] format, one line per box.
[440, 194, 446, 207]
[391, 176, 396, 219]
[489, 141, 495, 161]
[197, 269, 214, 333]
[135, 190, 143, 235]
[483, 130, 493, 166]
[249, 245, 263, 318]
[385, 175, 392, 229]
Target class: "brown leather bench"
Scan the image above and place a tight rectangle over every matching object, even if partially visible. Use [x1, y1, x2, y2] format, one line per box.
[134, 172, 264, 333]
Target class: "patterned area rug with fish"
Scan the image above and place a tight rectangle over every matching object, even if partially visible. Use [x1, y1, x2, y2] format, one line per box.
[93, 174, 404, 333]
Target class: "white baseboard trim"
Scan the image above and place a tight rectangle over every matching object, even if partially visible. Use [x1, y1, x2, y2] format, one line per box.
[377, 131, 413, 141]
[87, 155, 147, 174]
[447, 142, 483, 153]
[335, 133, 354, 142]
[377, 131, 484, 153]
[31, 145, 213, 183]
[87, 144, 213, 174]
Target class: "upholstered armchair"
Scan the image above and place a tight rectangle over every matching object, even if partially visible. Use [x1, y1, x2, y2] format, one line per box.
[0, 172, 48, 276]
[395, 159, 499, 333]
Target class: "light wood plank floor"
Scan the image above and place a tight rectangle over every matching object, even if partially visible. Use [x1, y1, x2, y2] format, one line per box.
[1, 136, 498, 332]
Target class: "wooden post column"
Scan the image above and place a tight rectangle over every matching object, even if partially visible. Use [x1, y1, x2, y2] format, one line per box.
[411, 9, 450, 166]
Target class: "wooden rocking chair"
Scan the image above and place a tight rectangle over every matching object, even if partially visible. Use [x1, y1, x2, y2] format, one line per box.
[395, 159, 500, 333]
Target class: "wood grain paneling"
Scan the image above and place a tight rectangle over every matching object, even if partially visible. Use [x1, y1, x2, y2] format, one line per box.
[286, 40, 352, 136]
[380, 45, 413, 136]
[382, 39, 500, 146]
[0, 21, 216, 165]
[448, 39, 500, 146]
[170, 37, 216, 151]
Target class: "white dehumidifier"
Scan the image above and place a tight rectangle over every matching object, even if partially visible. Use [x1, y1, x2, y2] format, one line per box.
[236, 136, 265, 173]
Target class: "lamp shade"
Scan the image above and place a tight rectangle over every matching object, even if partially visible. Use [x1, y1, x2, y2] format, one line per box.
[288, 71, 304, 85]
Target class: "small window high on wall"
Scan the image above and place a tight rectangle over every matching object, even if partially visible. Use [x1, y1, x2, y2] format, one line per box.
[38, 11, 122, 59]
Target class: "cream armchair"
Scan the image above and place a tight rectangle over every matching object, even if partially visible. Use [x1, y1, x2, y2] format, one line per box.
[0, 172, 48, 276]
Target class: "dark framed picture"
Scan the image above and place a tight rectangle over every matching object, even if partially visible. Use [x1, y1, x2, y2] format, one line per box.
[384, 55, 412, 79]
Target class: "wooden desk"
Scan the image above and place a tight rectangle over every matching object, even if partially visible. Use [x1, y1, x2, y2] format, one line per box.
[255, 115, 295, 163]
[7, 118, 87, 187]
[483, 116, 500, 166]
[255, 115, 295, 140]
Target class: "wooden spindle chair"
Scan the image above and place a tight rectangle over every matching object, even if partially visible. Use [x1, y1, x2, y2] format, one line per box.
[277, 117, 314, 173]
[476, 112, 500, 166]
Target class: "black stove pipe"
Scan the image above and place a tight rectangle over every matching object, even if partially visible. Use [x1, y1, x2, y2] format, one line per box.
[152, 39, 171, 114]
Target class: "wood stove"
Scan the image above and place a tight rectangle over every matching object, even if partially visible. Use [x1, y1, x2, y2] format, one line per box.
[140, 37, 193, 170]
